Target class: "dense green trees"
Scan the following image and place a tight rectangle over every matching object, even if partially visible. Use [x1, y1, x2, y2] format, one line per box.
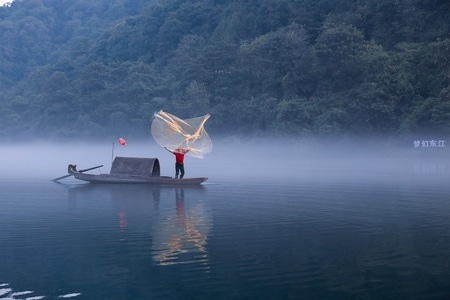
[0, 0, 449, 141]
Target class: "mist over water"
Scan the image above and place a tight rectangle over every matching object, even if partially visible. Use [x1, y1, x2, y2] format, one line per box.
[0, 137, 448, 182]
[1, 137, 449, 299]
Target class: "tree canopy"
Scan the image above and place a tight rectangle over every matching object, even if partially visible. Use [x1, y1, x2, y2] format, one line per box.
[0, 0, 449, 141]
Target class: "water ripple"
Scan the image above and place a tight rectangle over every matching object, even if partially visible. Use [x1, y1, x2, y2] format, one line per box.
[0, 283, 80, 300]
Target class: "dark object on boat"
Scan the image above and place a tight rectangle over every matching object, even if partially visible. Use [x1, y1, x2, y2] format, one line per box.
[67, 156, 207, 185]
[52, 164, 103, 181]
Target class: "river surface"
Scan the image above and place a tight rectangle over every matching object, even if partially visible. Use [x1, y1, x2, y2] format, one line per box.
[0, 144, 449, 299]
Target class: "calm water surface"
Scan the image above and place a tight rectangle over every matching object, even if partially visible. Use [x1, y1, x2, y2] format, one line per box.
[1, 163, 449, 299]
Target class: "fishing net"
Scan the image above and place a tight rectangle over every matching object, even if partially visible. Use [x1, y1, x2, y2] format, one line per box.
[151, 110, 213, 158]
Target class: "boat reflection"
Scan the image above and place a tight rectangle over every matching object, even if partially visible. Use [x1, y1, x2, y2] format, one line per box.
[66, 184, 212, 267]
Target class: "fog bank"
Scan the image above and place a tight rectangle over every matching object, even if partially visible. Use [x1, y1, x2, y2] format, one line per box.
[0, 138, 448, 182]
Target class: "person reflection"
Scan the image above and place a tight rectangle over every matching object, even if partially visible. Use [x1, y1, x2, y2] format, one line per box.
[176, 188, 185, 222]
[152, 187, 210, 267]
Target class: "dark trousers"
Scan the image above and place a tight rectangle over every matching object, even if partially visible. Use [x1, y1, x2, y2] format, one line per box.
[175, 163, 185, 179]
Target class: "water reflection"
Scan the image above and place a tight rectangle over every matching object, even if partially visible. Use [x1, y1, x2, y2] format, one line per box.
[151, 187, 212, 267]
[67, 184, 212, 268]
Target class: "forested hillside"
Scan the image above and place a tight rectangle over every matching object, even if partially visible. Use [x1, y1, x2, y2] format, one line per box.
[1, 0, 449, 141]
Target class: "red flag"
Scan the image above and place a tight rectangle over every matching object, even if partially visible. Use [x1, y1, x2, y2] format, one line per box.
[118, 138, 126, 146]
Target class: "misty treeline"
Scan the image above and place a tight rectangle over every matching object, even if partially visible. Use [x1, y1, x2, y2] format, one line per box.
[0, 0, 449, 141]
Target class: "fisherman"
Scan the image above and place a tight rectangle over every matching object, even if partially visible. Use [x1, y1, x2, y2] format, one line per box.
[164, 146, 190, 179]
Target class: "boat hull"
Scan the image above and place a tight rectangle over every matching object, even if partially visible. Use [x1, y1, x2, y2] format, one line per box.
[72, 172, 207, 185]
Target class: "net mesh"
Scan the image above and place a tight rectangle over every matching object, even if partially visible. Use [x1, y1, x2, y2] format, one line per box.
[151, 110, 213, 158]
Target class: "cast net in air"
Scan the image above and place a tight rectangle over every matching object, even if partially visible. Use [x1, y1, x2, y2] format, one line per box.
[151, 110, 213, 158]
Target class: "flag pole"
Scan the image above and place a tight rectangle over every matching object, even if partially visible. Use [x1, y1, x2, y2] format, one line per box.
[111, 141, 115, 164]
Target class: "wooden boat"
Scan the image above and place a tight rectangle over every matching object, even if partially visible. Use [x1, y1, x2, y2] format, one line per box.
[66, 156, 207, 185]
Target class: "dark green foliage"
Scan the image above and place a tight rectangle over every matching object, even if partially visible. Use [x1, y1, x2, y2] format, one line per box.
[0, 0, 449, 141]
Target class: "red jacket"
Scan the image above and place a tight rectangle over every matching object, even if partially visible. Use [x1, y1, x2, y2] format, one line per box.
[174, 152, 185, 164]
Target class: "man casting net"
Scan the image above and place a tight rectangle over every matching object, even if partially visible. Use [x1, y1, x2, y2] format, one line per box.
[151, 110, 213, 158]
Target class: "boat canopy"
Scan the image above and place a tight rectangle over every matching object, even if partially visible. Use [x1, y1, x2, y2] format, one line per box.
[110, 157, 160, 177]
